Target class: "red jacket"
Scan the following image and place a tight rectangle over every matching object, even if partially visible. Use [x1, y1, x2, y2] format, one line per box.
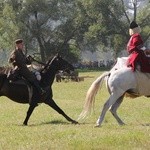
[127, 33, 150, 73]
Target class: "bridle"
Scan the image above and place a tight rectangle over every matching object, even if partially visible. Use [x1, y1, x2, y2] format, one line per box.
[30, 56, 73, 74]
[29, 56, 50, 73]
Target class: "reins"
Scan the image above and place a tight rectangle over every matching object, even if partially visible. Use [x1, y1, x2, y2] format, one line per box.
[29, 56, 50, 73]
[31, 55, 73, 74]
[31, 57, 46, 66]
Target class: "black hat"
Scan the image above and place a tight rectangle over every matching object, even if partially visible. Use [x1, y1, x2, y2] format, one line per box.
[130, 21, 138, 29]
[15, 39, 23, 44]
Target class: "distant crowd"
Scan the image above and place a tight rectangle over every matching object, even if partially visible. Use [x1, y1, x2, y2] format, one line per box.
[73, 60, 115, 69]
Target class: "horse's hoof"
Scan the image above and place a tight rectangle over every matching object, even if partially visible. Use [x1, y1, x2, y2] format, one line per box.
[72, 120, 78, 124]
[94, 124, 101, 128]
[120, 123, 125, 126]
[23, 122, 28, 126]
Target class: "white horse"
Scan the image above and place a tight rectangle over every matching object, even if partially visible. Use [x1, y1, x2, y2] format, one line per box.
[78, 57, 150, 127]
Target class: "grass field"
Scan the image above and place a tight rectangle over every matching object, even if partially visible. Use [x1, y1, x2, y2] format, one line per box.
[0, 71, 150, 150]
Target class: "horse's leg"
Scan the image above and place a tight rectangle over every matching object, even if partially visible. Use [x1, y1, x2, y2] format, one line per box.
[95, 91, 124, 127]
[23, 104, 37, 125]
[109, 95, 125, 125]
[23, 90, 39, 125]
[44, 98, 78, 124]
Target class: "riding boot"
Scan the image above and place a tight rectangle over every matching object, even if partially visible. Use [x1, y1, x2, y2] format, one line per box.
[32, 80, 46, 95]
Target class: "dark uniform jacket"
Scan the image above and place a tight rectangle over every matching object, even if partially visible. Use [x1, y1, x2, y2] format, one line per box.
[9, 49, 35, 82]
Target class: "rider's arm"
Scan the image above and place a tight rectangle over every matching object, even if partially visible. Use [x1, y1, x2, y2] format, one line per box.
[13, 51, 27, 68]
[8, 51, 15, 63]
[26, 55, 33, 65]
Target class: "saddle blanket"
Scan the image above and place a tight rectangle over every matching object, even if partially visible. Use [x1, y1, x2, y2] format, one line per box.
[113, 57, 150, 96]
[135, 70, 150, 96]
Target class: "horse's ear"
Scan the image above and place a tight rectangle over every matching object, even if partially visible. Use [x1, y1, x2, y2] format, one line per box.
[55, 53, 59, 57]
[56, 53, 61, 58]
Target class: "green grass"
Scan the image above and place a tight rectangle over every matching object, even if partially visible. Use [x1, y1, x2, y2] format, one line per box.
[0, 71, 150, 150]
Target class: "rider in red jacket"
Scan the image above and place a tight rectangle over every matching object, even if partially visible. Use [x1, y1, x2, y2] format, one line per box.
[127, 21, 150, 72]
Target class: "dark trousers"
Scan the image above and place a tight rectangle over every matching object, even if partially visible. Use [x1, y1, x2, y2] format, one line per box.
[32, 79, 43, 95]
[19, 67, 43, 95]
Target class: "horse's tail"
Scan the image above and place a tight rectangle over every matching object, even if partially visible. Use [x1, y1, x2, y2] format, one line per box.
[78, 72, 110, 120]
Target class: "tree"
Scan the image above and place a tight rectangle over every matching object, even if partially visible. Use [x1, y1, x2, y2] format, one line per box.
[0, 0, 149, 63]
[18, 0, 81, 62]
[0, 2, 19, 50]
[75, 0, 149, 58]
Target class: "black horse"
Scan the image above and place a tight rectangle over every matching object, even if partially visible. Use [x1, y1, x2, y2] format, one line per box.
[0, 54, 78, 125]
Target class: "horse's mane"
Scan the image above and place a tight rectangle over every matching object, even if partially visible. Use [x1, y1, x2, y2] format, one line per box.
[40, 56, 56, 73]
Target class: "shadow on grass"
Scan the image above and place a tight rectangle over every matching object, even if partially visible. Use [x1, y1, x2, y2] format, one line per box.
[41, 120, 70, 125]
[29, 120, 70, 127]
[141, 123, 150, 126]
[16, 119, 94, 127]
[17, 119, 79, 127]
[80, 75, 95, 79]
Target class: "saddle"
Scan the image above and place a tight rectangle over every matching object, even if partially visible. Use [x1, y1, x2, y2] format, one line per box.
[7, 67, 41, 84]
[7, 69, 31, 87]
[7, 70, 31, 87]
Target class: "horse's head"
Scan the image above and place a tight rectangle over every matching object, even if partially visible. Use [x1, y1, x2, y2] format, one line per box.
[45, 54, 74, 73]
[40, 54, 74, 86]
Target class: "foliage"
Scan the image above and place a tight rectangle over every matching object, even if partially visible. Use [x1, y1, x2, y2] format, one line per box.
[0, 0, 149, 63]
[0, 3, 19, 50]
[138, 2, 150, 42]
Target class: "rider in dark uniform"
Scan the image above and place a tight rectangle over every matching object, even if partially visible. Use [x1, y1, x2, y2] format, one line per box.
[8, 39, 45, 96]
